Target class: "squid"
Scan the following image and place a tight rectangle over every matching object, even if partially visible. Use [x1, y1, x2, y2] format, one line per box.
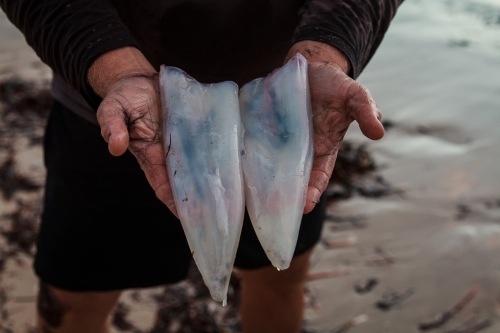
[239, 54, 313, 270]
[160, 66, 245, 304]
[159, 54, 313, 302]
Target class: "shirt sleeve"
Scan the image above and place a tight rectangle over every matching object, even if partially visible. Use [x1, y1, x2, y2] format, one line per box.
[292, 0, 404, 79]
[0, 0, 138, 110]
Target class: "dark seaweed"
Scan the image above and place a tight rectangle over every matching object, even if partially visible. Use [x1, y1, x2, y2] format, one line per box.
[355, 278, 379, 294]
[327, 142, 402, 203]
[0, 156, 41, 200]
[376, 288, 415, 311]
[112, 303, 142, 333]
[0, 77, 51, 149]
[1, 200, 40, 256]
[146, 264, 241, 333]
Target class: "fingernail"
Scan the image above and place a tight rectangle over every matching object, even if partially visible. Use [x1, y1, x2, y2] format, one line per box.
[312, 199, 320, 204]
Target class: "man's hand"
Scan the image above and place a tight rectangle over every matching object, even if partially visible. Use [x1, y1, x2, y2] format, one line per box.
[88, 47, 178, 216]
[285, 41, 385, 214]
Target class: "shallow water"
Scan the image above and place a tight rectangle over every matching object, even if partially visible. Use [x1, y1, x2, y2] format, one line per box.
[312, 0, 500, 332]
[353, 0, 500, 198]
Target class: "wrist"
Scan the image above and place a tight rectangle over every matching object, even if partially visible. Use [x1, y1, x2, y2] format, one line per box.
[88, 46, 156, 97]
[285, 40, 350, 74]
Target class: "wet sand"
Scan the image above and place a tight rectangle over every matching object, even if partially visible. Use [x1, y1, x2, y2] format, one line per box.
[307, 1, 500, 332]
[1, 0, 500, 332]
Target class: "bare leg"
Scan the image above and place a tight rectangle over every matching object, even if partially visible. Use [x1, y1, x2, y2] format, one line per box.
[36, 281, 121, 333]
[239, 248, 313, 333]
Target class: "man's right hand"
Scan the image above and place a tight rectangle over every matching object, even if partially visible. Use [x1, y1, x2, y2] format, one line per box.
[88, 47, 178, 217]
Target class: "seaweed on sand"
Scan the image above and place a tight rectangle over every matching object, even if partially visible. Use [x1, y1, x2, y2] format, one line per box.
[1, 199, 41, 256]
[0, 198, 41, 333]
[0, 76, 51, 147]
[147, 264, 241, 333]
[0, 77, 48, 333]
[327, 141, 402, 202]
[0, 156, 41, 200]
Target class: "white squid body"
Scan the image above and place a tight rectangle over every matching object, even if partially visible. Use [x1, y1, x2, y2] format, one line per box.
[239, 54, 313, 270]
[159, 66, 245, 303]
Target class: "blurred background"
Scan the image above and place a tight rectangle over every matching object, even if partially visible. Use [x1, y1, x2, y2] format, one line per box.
[1, 0, 500, 332]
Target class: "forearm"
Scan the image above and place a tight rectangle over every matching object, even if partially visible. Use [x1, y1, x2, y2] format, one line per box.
[88, 47, 156, 98]
[0, 0, 137, 109]
[285, 41, 350, 74]
[293, 0, 404, 79]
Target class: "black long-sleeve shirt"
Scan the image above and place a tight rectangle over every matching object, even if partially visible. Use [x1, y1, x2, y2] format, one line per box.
[0, 0, 403, 123]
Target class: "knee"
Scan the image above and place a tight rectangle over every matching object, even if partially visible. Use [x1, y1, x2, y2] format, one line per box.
[37, 281, 121, 331]
[37, 281, 67, 329]
[239, 268, 307, 305]
[262, 275, 306, 300]
[239, 249, 313, 298]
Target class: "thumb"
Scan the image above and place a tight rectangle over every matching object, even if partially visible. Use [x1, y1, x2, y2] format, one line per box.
[347, 82, 385, 140]
[96, 98, 130, 156]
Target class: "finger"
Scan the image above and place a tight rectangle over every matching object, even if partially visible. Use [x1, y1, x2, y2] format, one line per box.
[303, 186, 322, 214]
[130, 141, 178, 218]
[156, 182, 178, 218]
[347, 83, 385, 140]
[96, 98, 130, 156]
[303, 152, 337, 214]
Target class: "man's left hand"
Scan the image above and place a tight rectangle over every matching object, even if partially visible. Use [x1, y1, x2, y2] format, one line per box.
[285, 41, 385, 214]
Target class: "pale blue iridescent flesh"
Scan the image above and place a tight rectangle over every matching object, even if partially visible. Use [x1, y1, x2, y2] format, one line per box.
[239, 54, 313, 270]
[160, 66, 245, 302]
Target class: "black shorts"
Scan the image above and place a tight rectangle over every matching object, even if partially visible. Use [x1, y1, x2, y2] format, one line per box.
[34, 101, 325, 291]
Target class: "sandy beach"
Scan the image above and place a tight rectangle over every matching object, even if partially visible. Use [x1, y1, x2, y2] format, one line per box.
[1, 0, 500, 332]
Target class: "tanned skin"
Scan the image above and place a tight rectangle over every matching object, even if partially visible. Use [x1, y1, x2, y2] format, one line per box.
[36, 282, 120, 333]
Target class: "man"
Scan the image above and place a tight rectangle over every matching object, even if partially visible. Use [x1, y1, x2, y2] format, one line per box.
[0, 1, 401, 332]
